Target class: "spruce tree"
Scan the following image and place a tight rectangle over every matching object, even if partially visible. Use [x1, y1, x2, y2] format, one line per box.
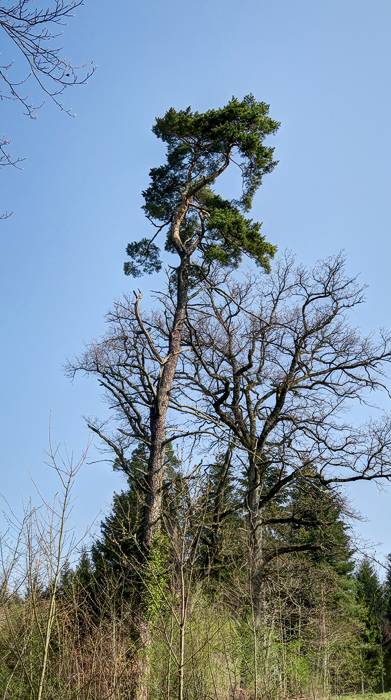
[91, 444, 147, 602]
[270, 475, 361, 694]
[90, 442, 181, 611]
[356, 557, 385, 692]
[287, 475, 354, 576]
[382, 553, 391, 689]
[198, 449, 243, 584]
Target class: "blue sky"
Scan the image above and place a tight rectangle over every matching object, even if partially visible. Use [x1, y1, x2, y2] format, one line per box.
[1, 0, 391, 563]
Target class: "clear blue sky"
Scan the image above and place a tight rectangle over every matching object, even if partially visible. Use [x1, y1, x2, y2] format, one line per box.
[2, 0, 391, 562]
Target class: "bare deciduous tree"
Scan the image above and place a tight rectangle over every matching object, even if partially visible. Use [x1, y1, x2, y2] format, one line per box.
[176, 254, 391, 616]
[70, 254, 391, 628]
[1, 0, 93, 215]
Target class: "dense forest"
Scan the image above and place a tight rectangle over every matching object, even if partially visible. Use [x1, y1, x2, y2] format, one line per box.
[2, 95, 391, 700]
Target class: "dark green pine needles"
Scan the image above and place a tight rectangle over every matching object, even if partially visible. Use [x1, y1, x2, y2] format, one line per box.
[125, 95, 279, 277]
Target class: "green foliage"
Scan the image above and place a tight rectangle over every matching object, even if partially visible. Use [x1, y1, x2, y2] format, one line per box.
[91, 482, 141, 586]
[288, 473, 355, 577]
[198, 450, 243, 584]
[356, 558, 384, 627]
[356, 557, 385, 691]
[149, 591, 245, 700]
[198, 191, 276, 271]
[87, 444, 148, 604]
[382, 555, 391, 690]
[143, 531, 170, 622]
[384, 554, 391, 622]
[124, 239, 162, 277]
[125, 95, 279, 277]
[284, 639, 312, 694]
[333, 695, 391, 699]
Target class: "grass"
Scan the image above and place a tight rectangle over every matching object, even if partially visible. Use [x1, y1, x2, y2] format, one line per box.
[335, 694, 391, 700]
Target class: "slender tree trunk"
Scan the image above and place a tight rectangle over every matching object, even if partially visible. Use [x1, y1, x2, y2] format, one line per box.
[247, 456, 264, 623]
[129, 158, 231, 700]
[178, 566, 186, 700]
[131, 252, 190, 700]
[244, 455, 264, 700]
[166, 616, 174, 700]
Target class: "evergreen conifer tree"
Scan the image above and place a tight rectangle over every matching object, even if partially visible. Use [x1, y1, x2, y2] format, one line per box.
[382, 553, 391, 689]
[198, 448, 243, 584]
[287, 475, 354, 576]
[356, 557, 385, 691]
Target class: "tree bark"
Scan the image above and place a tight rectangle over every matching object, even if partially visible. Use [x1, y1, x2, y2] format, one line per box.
[131, 251, 190, 700]
[140, 254, 189, 552]
[130, 157, 231, 699]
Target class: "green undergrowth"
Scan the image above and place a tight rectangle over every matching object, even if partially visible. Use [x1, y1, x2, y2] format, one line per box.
[335, 693, 391, 700]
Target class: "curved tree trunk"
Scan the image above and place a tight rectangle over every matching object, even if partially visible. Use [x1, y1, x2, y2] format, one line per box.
[131, 253, 190, 700]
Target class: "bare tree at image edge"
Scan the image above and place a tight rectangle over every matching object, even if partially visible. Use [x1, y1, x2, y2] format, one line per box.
[176, 254, 391, 618]
[0, 1, 94, 215]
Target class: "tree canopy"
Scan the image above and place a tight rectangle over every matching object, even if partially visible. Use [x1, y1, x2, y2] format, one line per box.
[125, 95, 279, 277]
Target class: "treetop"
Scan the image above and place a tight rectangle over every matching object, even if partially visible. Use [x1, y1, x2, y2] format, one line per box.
[125, 95, 279, 277]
